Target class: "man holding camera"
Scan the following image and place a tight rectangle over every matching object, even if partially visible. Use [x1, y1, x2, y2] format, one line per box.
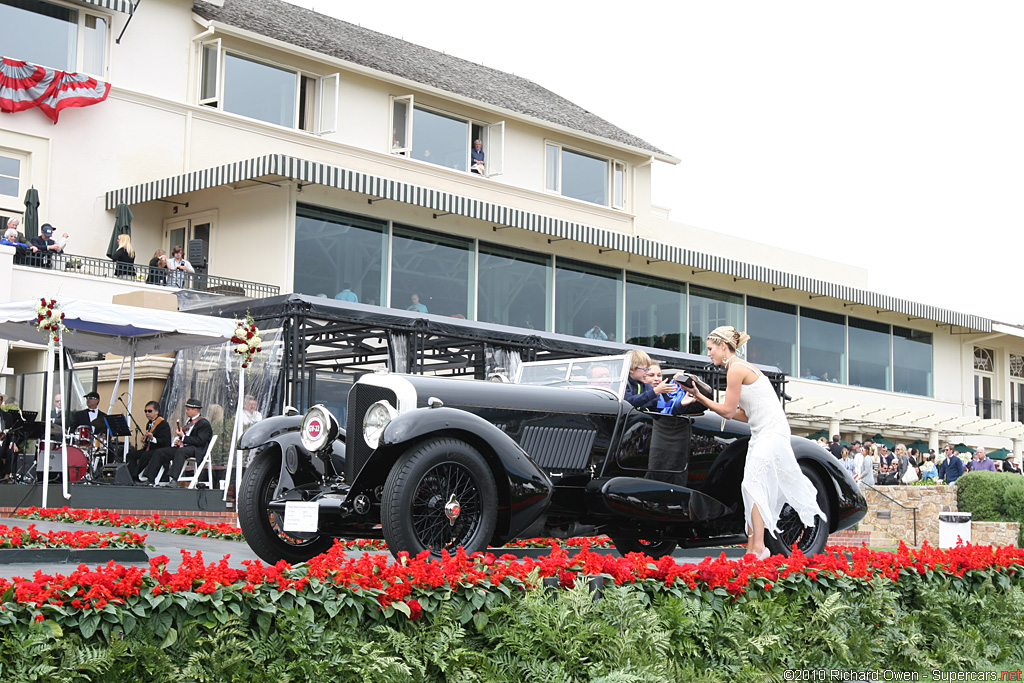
[165, 245, 195, 288]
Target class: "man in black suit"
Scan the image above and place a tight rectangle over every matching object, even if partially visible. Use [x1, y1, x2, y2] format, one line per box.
[71, 391, 107, 431]
[139, 397, 213, 485]
[126, 401, 172, 481]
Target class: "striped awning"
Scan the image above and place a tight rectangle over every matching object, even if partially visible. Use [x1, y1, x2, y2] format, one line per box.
[79, 0, 135, 13]
[104, 154, 991, 331]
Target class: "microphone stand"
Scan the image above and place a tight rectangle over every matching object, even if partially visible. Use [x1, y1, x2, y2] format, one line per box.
[117, 396, 146, 451]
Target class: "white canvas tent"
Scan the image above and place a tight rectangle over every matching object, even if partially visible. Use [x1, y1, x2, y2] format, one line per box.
[0, 299, 237, 506]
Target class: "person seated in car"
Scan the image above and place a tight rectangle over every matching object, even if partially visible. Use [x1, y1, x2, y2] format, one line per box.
[645, 362, 703, 415]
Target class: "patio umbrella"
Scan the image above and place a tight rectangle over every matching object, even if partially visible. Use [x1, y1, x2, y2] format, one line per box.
[22, 186, 39, 241]
[106, 203, 133, 259]
[805, 429, 828, 441]
[871, 433, 895, 448]
[0, 57, 110, 124]
[986, 448, 1009, 460]
[953, 443, 973, 453]
[906, 439, 930, 453]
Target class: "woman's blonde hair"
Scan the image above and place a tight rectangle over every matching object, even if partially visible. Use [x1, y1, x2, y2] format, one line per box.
[117, 233, 134, 258]
[152, 248, 166, 260]
[894, 443, 907, 455]
[707, 326, 751, 352]
[629, 349, 654, 372]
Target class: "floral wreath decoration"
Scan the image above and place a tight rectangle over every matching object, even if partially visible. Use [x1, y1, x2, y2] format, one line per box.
[35, 298, 67, 343]
[232, 314, 262, 368]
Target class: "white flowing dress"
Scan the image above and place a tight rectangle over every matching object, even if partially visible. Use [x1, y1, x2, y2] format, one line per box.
[733, 359, 825, 537]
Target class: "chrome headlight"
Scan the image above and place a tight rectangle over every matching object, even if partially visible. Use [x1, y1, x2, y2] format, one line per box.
[363, 400, 397, 449]
[300, 404, 338, 452]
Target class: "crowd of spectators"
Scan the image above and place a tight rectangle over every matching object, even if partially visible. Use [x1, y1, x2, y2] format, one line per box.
[817, 435, 1022, 487]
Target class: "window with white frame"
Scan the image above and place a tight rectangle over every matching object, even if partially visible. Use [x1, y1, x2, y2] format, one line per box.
[0, 0, 107, 76]
[0, 154, 22, 202]
[389, 95, 503, 176]
[198, 40, 338, 134]
[545, 142, 626, 209]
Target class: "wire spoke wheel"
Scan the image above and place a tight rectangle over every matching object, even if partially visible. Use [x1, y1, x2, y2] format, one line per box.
[766, 465, 831, 557]
[382, 438, 497, 559]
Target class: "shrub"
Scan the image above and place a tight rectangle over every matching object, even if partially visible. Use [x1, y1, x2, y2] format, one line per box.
[1002, 478, 1024, 545]
[956, 471, 1011, 521]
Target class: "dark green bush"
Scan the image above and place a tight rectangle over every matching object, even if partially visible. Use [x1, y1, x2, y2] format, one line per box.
[1002, 478, 1024, 545]
[956, 471, 1013, 521]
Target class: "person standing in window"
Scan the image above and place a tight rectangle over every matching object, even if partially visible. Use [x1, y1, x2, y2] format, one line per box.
[407, 293, 428, 313]
[471, 139, 485, 174]
[166, 245, 194, 288]
[111, 233, 136, 279]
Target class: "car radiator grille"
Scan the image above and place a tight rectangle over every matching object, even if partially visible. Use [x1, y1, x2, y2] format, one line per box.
[346, 384, 398, 481]
[519, 425, 595, 472]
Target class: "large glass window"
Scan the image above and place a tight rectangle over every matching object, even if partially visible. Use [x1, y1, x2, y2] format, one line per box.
[391, 226, 472, 317]
[223, 53, 297, 128]
[799, 308, 846, 383]
[625, 273, 684, 350]
[848, 317, 891, 391]
[478, 244, 551, 330]
[1, 0, 76, 72]
[293, 206, 386, 305]
[746, 297, 797, 376]
[892, 326, 932, 396]
[688, 285, 743, 355]
[0, 155, 20, 200]
[555, 258, 622, 341]
[411, 107, 469, 172]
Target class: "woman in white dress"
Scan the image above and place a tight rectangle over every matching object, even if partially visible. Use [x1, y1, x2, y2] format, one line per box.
[683, 326, 825, 560]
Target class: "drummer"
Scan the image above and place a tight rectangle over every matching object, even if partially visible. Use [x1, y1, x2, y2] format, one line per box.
[71, 391, 106, 433]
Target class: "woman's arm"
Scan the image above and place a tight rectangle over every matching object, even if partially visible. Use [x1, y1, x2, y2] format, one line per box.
[685, 363, 747, 420]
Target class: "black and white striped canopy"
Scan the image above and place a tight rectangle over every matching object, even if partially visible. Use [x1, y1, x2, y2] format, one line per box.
[80, 0, 134, 13]
[104, 154, 990, 331]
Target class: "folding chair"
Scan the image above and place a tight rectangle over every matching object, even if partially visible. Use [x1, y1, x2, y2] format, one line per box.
[178, 435, 217, 490]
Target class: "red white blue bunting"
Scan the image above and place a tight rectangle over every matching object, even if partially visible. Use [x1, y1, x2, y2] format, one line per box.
[0, 57, 111, 124]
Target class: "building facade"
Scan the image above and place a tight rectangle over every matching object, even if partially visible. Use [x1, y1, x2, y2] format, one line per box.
[1, 0, 1022, 457]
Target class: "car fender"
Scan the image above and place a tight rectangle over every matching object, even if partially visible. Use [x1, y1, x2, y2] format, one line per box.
[356, 407, 554, 543]
[239, 414, 303, 450]
[250, 431, 326, 491]
[790, 437, 867, 531]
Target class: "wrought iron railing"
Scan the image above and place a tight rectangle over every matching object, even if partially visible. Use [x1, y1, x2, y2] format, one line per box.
[14, 251, 279, 299]
[864, 483, 919, 547]
[975, 397, 1002, 420]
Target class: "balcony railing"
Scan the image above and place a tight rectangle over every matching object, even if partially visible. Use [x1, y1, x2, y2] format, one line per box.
[14, 251, 279, 299]
[975, 397, 1003, 420]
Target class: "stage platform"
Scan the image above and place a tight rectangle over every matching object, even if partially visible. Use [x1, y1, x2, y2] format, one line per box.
[0, 482, 239, 526]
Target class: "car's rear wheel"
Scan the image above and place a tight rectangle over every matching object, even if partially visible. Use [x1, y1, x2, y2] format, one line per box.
[238, 451, 333, 564]
[765, 464, 831, 557]
[610, 537, 677, 558]
[381, 437, 498, 559]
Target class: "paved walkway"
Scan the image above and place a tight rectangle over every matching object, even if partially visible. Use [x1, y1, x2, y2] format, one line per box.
[0, 516, 746, 580]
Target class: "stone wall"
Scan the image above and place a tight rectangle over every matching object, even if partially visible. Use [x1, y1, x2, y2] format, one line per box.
[860, 485, 1019, 548]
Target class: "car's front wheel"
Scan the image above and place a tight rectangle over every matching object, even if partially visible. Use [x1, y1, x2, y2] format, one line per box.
[381, 437, 498, 559]
[610, 537, 677, 558]
[238, 450, 333, 564]
[765, 464, 831, 557]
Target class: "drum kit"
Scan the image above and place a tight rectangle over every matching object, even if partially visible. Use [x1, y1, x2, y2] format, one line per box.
[33, 425, 112, 483]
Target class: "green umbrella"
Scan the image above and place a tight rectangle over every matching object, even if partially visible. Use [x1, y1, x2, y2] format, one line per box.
[22, 187, 39, 241]
[906, 439, 930, 453]
[106, 203, 133, 259]
[871, 433, 895, 448]
[805, 429, 828, 441]
[953, 443, 973, 453]
[986, 448, 1009, 460]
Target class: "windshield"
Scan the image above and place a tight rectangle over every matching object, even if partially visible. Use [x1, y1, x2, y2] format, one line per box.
[515, 355, 629, 397]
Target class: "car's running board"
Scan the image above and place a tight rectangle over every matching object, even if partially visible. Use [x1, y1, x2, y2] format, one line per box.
[677, 534, 748, 550]
[598, 477, 730, 523]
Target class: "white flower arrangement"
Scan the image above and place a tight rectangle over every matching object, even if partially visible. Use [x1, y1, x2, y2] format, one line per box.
[35, 297, 66, 343]
[231, 314, 262, 369]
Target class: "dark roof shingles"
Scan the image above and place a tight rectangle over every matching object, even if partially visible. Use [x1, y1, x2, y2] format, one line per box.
[193, 0, 666, 155]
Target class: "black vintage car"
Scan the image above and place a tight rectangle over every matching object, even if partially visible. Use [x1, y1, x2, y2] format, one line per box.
[237, 354, 867, 563]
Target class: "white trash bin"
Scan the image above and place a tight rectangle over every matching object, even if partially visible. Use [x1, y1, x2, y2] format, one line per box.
[938, 512, 972, 548]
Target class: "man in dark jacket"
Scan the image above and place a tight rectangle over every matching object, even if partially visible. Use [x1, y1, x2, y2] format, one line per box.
[126, 401, 172, 481]
[828, 435, 844, 459]
[71, 391, 107, 431]
[139, 397, 213, 485]
[29, 223, 65, 268]
[939, 445, 966, 484]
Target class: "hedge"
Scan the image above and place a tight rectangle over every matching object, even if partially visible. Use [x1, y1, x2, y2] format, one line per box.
[1, 542, 1023, 680]
[957, 471, 1024, 544]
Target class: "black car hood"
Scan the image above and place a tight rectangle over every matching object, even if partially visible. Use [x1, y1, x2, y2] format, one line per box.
[397, 375, 624, 417]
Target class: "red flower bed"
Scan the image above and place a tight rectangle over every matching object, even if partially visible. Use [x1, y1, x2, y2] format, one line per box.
[2, 540, 1022, 622]
[0, 523, 147, 551]
[15, 507, 245, 541]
